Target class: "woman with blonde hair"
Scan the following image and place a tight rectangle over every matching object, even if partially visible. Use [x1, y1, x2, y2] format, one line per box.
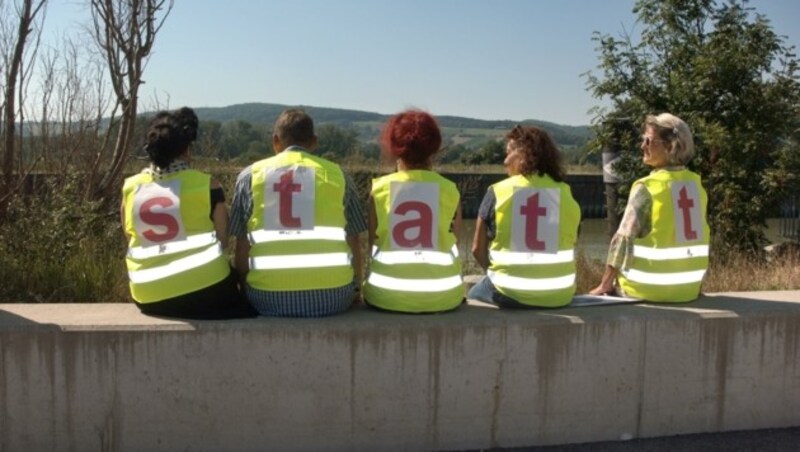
[589, 113, 710, 302]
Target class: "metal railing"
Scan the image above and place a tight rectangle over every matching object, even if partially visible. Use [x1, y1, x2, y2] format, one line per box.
[781, 195, 800, 241]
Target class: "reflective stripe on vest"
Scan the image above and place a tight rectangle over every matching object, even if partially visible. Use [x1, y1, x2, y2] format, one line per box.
[367, 272, 463, 293]
[487, 270, 575, 291]
[127, 232, 218, 259]
[490, 249, 574, 265]
[622, 268, 706, 286]
[250, 252, 351, 270]
[249, 226, 346, 244]
[128, 243, 223, 284]
[632, 244, 709, 260]
[372, 244, 459, 266]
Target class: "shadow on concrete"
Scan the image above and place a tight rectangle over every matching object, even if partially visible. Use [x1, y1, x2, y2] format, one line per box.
[0, 308, 61, 331]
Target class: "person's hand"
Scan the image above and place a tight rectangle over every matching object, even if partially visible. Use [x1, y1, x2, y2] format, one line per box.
[588, 284, 615, 296]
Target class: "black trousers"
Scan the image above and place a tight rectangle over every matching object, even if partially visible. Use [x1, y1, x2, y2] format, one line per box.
[136, 269, 257, 320]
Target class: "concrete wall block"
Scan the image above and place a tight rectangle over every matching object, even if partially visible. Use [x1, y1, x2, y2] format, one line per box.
[1, 292, 799, 451]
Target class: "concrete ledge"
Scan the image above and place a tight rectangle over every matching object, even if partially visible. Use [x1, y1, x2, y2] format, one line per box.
[1, 291, 799, 451]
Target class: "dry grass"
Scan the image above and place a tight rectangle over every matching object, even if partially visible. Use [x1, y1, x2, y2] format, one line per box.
[575, 253, 607, 294]
[702, 254, 800, 292]
[572, 252, 800, 295]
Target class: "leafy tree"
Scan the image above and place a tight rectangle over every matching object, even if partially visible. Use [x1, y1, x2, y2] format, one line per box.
[359, 143, 381, 162]
[196, 120, 223, 158]
[317, 123, 359, 160]
[585, 0, 800, 256]
[438, 144, 471, 164]
[218, 120, 267, 159]
[460, 139, 505, 165]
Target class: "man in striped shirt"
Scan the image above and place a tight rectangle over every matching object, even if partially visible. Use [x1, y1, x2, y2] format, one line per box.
[229, 109, 367, 317]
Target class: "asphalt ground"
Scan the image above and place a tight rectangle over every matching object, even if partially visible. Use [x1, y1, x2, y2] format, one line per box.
[507, 427, 800, 451]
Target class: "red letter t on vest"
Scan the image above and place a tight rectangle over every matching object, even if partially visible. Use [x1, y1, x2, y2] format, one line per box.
[273, 170, 302, 228]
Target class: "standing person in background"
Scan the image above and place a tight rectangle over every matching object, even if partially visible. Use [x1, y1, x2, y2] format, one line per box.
[363, 109, 464, 313]
[121, 107, 256, 319]
[590, 113, 709, 302]
[229, 108, 366, 317]
[469, 125, 581, 308]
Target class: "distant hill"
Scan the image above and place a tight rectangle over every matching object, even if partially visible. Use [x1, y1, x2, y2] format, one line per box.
[191, 102, 592, 148]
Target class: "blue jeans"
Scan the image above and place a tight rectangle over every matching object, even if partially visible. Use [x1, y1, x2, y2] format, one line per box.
[467, 276, 535, 309]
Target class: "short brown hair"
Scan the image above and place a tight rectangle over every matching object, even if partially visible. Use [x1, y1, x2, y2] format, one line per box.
[274, 108, 315, 147]
[505, 125, 565, 182]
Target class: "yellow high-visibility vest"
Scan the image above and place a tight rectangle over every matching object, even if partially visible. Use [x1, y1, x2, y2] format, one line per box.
[488, 173, 581, 307]
[123, 169, 229, 303]
[618, 169, 710, 302]
[247, 149, 353, 291]
[364, 170, 463, 312]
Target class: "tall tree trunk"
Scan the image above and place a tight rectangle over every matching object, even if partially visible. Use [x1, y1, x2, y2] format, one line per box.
[0, 0, 45, 217]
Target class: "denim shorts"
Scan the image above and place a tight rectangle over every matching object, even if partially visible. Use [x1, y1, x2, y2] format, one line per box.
[467, 275, 541, 309]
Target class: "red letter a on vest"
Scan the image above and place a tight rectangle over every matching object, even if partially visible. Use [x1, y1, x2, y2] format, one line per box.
[392, 201, 434, 248]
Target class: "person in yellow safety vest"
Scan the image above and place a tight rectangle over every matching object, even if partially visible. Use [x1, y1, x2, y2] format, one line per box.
[590, 113, 710, 302]
[469, 125, 581, 308]
[363, 109, 464, 313]
[121, 107, 256, 319]
[229, 109, 367, 317]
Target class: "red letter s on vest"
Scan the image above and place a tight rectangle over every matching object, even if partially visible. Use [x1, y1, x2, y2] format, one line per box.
[139, 197, 180, 242]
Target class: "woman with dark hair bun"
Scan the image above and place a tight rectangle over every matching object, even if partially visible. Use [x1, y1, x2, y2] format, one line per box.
[120, 107, 255, 319]
[362, 109, 464, 313]
[469, 125, 581, 308]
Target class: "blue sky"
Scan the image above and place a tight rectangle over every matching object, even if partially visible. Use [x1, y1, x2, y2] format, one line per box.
[45, 0, 800, 126]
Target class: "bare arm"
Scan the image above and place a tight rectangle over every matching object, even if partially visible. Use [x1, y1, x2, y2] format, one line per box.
[120, 200, 130, 242]
[210, 180, 229, 247]
[234, 238, 250, 278]
[452, 203, 462, 245]
[367, 195, 377, 252]
[471, 217, 490, 271]
[347, 233, 363, 289]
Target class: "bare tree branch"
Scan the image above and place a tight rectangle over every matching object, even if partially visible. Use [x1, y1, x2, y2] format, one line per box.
[1, 0, 46, 217]
[88, 0, 173, 202]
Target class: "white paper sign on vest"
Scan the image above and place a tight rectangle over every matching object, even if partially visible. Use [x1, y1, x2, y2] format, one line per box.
[263, 166, 316, 231]
[389, 181, 440, 250]
[510, 187, 560, 254]
[671, 181, 703, 244]
[132, 179, 187, 247]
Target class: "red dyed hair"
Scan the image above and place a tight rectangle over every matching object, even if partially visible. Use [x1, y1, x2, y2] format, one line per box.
[380, 110, 442, 166]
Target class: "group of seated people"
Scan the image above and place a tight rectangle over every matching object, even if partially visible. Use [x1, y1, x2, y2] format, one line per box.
[121, 107, 709, 319]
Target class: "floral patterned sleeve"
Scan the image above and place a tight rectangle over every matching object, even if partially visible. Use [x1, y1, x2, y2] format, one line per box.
[606, 183, 652, 270]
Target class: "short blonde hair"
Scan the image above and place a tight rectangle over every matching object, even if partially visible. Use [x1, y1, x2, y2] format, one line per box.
[644, 113, 695, 165]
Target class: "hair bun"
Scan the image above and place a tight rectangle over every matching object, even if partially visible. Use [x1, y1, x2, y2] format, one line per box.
[176, 107, 198, 142]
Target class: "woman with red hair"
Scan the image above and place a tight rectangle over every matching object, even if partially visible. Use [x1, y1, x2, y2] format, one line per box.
[362, 110, 464, 313]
